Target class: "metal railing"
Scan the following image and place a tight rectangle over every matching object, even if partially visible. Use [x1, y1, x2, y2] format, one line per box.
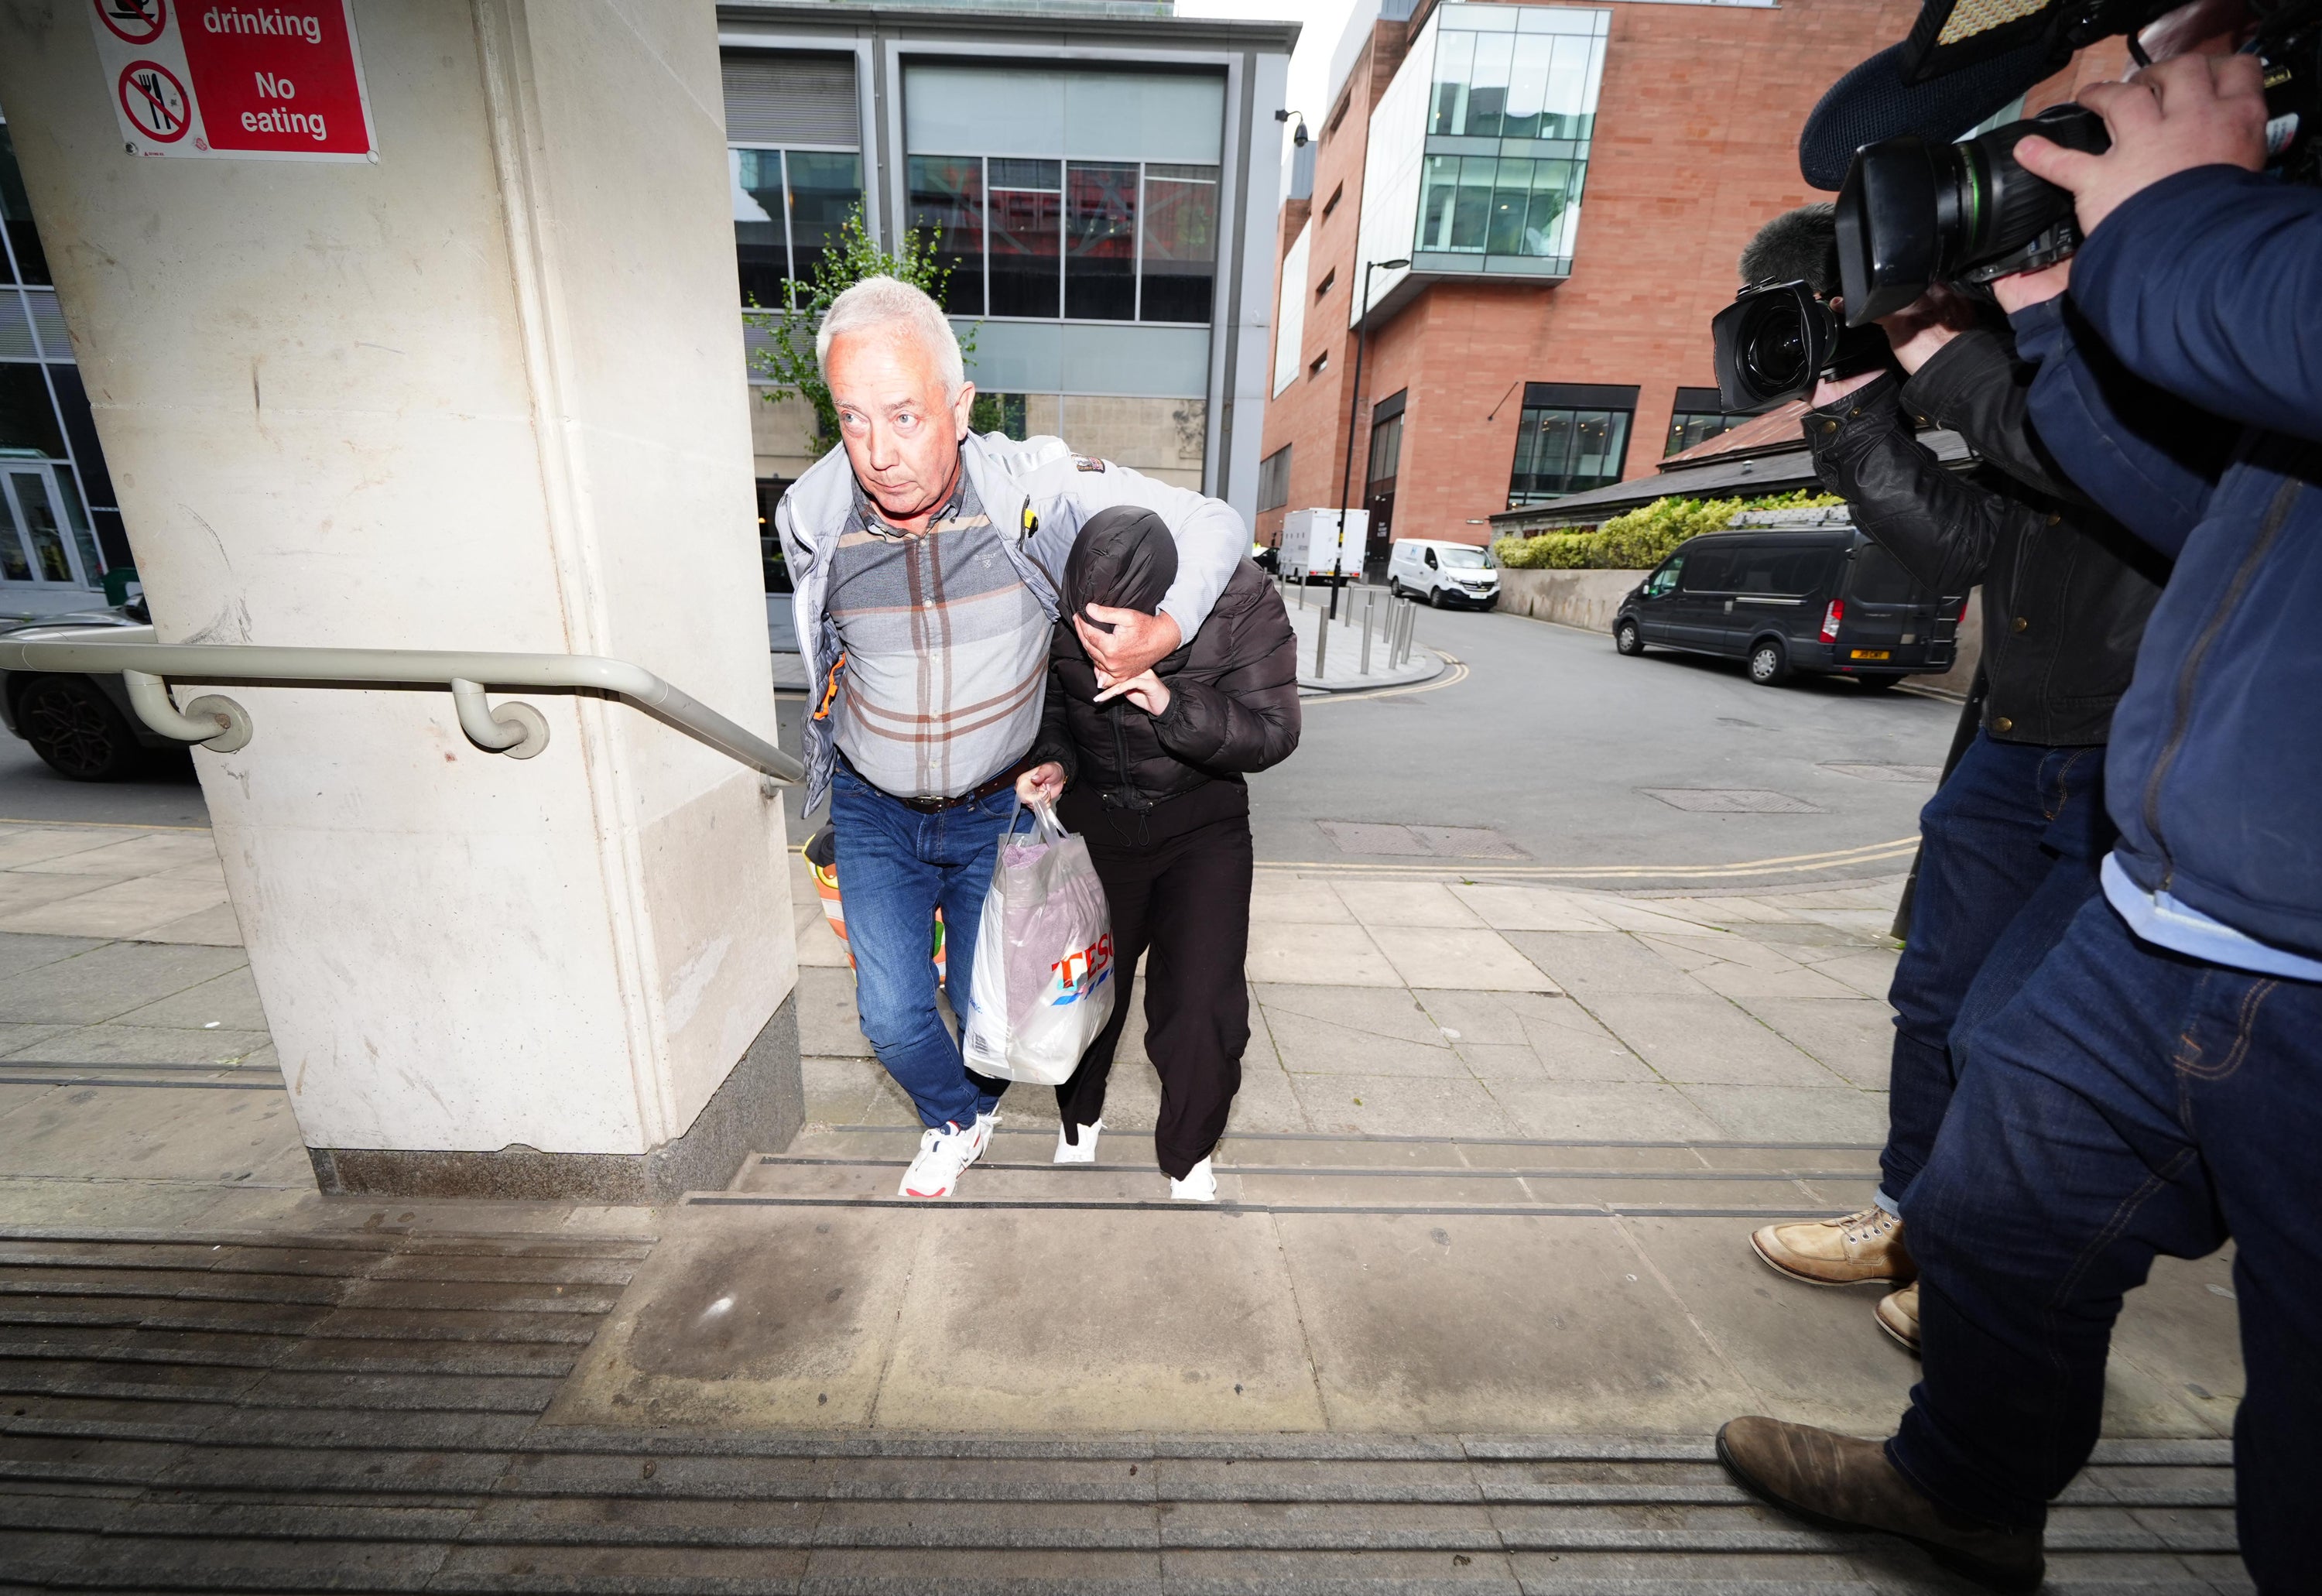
[0, 641, 803, 784]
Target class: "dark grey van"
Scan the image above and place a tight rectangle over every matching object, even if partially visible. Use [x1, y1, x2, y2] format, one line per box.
[1611, 527, 1961, 687]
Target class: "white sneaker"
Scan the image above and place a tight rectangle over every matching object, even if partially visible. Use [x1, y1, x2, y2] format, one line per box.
[1054, 1120, 1103, 1164]
[899, 1115, 992, 1200]
[1169, 1157, 1218, 1204]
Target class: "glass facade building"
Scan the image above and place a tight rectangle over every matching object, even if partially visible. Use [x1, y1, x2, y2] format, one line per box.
[1354, 4, 1610, 320]
[0, 118, 125, 617]
[717, 9, 1293, 521]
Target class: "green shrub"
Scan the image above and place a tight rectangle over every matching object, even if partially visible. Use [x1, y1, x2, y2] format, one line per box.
[1491, 490, 1842, 570]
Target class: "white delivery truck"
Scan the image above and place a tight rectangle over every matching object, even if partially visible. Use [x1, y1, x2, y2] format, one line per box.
[1276, 508, 1367, 586]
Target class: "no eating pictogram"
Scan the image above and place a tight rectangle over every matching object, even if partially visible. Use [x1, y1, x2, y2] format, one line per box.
[118, 60, 190, 143]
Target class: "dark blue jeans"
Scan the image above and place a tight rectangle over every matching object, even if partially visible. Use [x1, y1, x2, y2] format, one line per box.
[829, 762, 1025, 1130]
[1882, 733, 2111, 1207]
[1892, 896, 2322, 1590]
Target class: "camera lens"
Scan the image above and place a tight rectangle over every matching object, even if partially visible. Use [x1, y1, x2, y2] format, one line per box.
[1738, 298, 1810, 395]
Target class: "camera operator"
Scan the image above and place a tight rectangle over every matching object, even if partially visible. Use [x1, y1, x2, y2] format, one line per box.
[1719, 47, 2322, 1595]
[1739, 211, 2168, 1358]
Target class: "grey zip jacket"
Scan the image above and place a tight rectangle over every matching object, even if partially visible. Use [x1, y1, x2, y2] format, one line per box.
[776, 430, 1248, 814]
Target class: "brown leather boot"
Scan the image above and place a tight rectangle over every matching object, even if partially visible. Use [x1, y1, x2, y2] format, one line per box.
[1717, 1416, 2043, 1594]
[1877, 1280, 1922, 1353]
[1751, 1204, 1916, 1285]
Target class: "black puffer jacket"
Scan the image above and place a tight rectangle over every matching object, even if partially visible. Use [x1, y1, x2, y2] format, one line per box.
[1030, 508, 1300, 810]
[1806, 327, 2170, 746]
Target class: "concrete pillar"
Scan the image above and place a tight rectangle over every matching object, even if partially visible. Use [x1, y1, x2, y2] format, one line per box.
[0, 0, 800, 1200]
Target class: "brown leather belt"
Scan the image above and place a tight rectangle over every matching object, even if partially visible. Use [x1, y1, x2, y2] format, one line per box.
[847, 753, 1036, 814]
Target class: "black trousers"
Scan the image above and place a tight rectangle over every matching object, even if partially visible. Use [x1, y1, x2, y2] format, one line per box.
[1054, 781, 1252, 1180]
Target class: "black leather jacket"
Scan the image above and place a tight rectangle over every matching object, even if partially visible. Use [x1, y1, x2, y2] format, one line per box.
[1805, 327, 2168, 746]
[1032, 558, 1301, 810]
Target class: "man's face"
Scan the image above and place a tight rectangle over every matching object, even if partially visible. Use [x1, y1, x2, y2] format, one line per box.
[826, 325, 976, 525]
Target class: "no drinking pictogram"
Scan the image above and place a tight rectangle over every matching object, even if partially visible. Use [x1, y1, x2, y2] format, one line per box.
[93, 0, 166, 46]
[118, 60, 190, 143]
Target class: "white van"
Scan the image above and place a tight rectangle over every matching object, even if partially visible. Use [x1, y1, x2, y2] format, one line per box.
[1387, 539, 1500, 609]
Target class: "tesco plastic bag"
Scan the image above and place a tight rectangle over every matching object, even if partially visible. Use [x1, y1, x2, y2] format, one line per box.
[961, 800, 1115, 1085]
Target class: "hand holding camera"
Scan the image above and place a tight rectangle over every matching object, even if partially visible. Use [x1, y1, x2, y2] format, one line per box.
[2015, 51, 2269, 233]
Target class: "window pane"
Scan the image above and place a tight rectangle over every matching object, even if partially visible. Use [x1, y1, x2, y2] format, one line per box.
[1544, 36, 1594, 139]
[1570, 409, 1618, 480]
[731, 149, 789, 310]
[989, 185, 1062, 317]
[1366, 413, 1403, 487]
[0, 488, 28, 581]
[908, 155, 984, 316]
[1680, 546, 1735, 591]
[0, 128, 48, 286]
[786, 152, 864, 302]
[1848, 545, 1921, 603]
[1465, 31, 1513, 138]
[1140, 167, 1217, 324]
[1525, 160, 1574, 257]
[1503, 34, 1553, 140]
[1509, 402, 1631, 502]
[0, 365, 66, 459]
[50, 471, 103, 587]
[1258, 444, 1292, 512]
[1665, 410, 1746, 456]
[1487, 159, 1533, 257]
[8, 471, 73, 583]
[1420, 154, 1462, 251]
[990, 158, 1061, 190]
[1430, 31, 1475, 135]
[1450, 156, 1494, 251]
[1065, 161, 1138, 321]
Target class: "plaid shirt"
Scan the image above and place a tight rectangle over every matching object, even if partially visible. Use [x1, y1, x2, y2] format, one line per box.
[823, 467, 1050, 800]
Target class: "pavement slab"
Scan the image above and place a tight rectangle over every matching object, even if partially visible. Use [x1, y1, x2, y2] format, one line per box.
[544, 1207, 922, 1429]
[1243, 921, 1402, 988]
[1571, 994, 1837, 1089]
[1276, 1213, 1757, 1433]
[0, 875, 232, 940]
[1327, 879, 1485, 930]
[0, 940, 248, 1026]
[1285, 1074, 1522, 1139]
[1500, 931, 1707, 997]
[1368, 926, 1559, 994]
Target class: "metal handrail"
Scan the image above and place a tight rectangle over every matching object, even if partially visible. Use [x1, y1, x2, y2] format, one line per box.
[0, 641, 803, 784]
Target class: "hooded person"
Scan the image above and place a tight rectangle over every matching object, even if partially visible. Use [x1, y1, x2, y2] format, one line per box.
[1015, 505, 1301, 1200]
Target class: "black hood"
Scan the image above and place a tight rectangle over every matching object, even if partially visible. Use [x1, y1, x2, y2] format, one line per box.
[1062, 506, 1190, 673]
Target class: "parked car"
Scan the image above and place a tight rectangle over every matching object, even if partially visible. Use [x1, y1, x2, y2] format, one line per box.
[1612, 527, 1961, 688]
[0, 604, 176, 779]
[1387, 538, 1500, 609]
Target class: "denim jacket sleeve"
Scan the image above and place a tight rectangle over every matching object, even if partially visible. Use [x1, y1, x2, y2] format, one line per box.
[2015, 297, 2220, 560]
[2068, 166, 2322, 440]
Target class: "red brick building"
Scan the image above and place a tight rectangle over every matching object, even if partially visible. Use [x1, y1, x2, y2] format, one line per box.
[1255, 0, 1922, 562]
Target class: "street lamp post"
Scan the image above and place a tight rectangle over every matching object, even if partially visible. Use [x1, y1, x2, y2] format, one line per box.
[1332, 256, 1410, 620]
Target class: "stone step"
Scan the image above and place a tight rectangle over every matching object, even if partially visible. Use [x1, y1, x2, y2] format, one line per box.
[0, 1235, 2245, 1594]
[714, 1127, 1882, 1218]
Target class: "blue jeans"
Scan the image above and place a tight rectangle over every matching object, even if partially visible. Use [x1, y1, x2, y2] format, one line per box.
[830, 762, 1026, 1130]
[1881, 734, 2111, 1207]
[1892, 896, 2322, 1590]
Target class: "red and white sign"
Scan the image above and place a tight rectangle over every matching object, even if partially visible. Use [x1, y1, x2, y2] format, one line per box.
[89, 1, 378, 163]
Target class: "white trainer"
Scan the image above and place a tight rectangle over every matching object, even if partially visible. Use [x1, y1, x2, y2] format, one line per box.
[1170, 1156, 1218, 1204]
[1054, 1120, 1103, 1164]
[899, 1115, 992, 1200]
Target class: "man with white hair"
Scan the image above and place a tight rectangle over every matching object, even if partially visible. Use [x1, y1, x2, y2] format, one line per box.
[776, 276, 1246, 1200]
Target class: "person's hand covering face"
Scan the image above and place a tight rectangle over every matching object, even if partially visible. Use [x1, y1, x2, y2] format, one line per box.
[1074, 606, 1183, 680]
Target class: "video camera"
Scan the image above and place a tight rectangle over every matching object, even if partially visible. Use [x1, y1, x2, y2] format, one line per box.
[1712, 0, 2322, 411]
